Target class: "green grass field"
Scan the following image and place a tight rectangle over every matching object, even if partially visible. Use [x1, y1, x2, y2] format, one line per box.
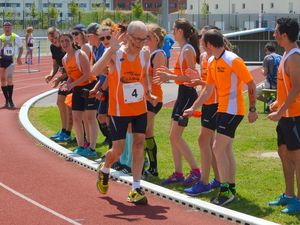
[29, 100, 300, 225]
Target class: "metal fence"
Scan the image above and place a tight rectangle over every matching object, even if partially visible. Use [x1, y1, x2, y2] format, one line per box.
[163, 13, 300, 33]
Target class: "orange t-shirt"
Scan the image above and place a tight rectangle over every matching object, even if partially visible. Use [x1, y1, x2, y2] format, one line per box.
[206, 50, 253, 116]
[277, 48, 300, 118]
[108, 49, 147, 116]
[201, 52, 217, 105]
[173, 43, 196, 85]
[146, 49, 166, 103]
[63, 50, 96, 86]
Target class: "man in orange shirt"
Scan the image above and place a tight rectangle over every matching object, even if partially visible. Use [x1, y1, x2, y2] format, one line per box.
[268, 18, 300, 214]
[184, 29, 258, 206]
[92, 21, 152, 204]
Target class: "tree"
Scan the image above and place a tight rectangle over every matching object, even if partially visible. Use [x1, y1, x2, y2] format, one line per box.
[48, 6, 59, 26]
[68, 0, 79, 24]
[30, 3, 38, 27]
[201, 0, 209, 16]
[132, 1, 143, 19]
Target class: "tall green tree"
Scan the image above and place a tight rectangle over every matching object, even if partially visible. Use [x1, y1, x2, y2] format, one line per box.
[68, 0, 79, 24]
[132, 1, 143, 19]
[30, 3, 38, 27]
[48, 6, 59, 26]
[201, 0, 209, 16]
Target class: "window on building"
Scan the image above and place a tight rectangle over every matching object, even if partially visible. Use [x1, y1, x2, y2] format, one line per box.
[261, 3, 264, 12]
[25, 3, 32, 7]
[270, 3, 274, 8]
[215, 4, 218, 9]
[242, 3, 246, 9]
[190, 5, 193, 10]
[43, 3, 48, 8]
[169, 3, 177, 8]
[145, 3, 153, 8]
[117, 3, 125, 9]
[80, 3, 87, 8]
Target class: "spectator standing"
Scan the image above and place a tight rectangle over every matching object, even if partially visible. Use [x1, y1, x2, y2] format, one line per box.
[25, 26, 34, 64]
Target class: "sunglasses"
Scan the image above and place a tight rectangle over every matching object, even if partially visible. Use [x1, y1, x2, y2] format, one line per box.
[99, 36, 111, 41]
[72, 32, 80, 36]
[129, 34, 147, 43]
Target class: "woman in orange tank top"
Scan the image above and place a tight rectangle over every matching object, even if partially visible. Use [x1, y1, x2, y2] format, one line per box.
[143, 23, 167, 177]
[60, 33, 98, 158]
[155, 18, 201, 187]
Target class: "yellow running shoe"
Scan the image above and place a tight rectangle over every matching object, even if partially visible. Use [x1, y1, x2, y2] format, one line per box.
[127, 188, 148, 205]
[96, 163, 109, 194]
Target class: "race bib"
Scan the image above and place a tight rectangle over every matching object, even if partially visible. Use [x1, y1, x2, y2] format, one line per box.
[3, 46, 14, 56]
[123, 82, 144, 104]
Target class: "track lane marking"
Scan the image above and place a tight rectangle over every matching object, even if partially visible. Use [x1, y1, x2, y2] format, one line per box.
[0, 182, 82, 225]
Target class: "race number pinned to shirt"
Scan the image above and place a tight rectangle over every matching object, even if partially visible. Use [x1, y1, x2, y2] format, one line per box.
[123, 82, 144, 103]
[3, 46, 14, 56]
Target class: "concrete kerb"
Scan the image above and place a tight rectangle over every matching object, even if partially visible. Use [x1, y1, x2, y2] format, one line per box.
[19, 89, 279, 225]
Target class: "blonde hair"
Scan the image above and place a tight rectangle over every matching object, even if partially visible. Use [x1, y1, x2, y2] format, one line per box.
[26, 26, 33, 34]
[101, 18, 115, 28]
[147, 23, 166, 49]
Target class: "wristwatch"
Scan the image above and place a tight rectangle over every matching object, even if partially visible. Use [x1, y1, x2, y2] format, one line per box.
[249, 106, 256, 112]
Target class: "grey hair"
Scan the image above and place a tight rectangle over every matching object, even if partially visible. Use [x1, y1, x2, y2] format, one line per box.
[127, 20, 147, 35]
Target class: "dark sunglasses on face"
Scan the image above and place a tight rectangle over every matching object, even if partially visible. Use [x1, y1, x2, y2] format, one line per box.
[99, 36, 111, 41]
[72, 32, 80, 36]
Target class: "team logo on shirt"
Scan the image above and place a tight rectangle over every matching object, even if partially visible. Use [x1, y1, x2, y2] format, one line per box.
[217, 67, 225, 73]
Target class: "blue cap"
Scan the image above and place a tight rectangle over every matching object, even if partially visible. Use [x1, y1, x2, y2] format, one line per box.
[73, 24, 86, 33]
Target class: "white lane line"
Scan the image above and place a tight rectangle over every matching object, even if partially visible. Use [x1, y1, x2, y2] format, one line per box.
[0, 182, 81, 225]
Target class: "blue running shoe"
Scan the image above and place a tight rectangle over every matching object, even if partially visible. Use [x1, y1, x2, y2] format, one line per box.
[182, 170, 201, 187]
[73, 146, 85, 155]
[209, 178, 221, 190]
[161, 173, 184, 186]
[50, 130, 62, 140]
[269, 193, 296, 206]
[282, 198, 300, 214]
[78, 147, 97, 158]
[54, 132, 71, 143]
[184, 181, 212, 196]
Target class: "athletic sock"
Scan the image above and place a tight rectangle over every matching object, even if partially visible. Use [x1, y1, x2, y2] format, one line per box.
[6, 85, 13, 103]
[145, 137, 158, 169]
[1, 86, 9, 104]
[132, 180, 141, 190]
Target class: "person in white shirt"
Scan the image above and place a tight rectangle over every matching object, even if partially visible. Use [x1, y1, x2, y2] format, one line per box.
[0, 22, 23, 109]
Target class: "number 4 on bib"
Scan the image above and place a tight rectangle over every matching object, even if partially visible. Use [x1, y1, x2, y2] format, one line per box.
[123, 82, 144, 103]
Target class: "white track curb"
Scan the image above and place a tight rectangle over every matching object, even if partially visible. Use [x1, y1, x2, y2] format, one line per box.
[19, 89, 279, 225]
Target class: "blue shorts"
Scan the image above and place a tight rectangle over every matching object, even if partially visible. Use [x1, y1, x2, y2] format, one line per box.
[216, 112, 243, 138]
[72, 81, 99, 111]
[201, 103, 218, 131]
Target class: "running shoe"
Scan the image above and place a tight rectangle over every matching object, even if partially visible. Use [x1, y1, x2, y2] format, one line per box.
[54, 132, 71, 143]
[80, 148, 97, 158]
[184, 181, 211, 196]
[269, 193, 297, 206]
[96, 163, 109, 194]
[182, 170, 201, 187]
[73, 146, 85, 155]
[282, 198, 300, 214]
[144, 168, 158, 177]
[211, 189, 235, 206]
[127, 188, 148, 204]
[161, 173, 184, 186]
[209, 178, 221, 190]
[50, 130, 62, 140]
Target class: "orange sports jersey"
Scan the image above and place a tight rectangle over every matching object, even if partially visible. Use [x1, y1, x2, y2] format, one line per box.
[174, 43, 196, 85]
[277, 48, 300, 118]
[146, 49, 166, 102]
[108, 48, 147, 116]
[63, 50, 96, 86]
[206, 50, 253, 116]
[201, 52, 217, 105]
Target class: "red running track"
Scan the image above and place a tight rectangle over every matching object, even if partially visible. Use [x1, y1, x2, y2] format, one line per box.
[0, 58, 234, 225]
